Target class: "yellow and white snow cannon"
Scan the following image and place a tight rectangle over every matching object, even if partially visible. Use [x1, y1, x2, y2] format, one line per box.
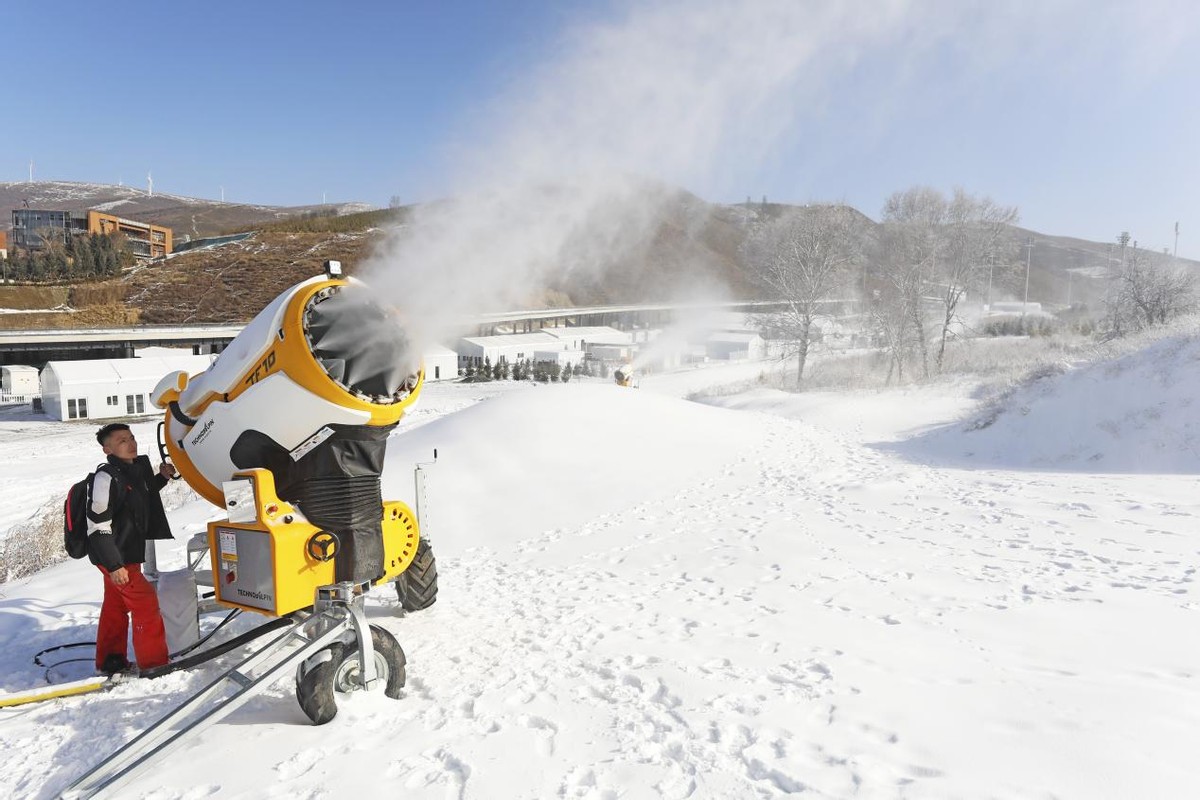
[613, 365, 637, 388]
[54, 262, 439, 797]
[151, 260, 428, 617]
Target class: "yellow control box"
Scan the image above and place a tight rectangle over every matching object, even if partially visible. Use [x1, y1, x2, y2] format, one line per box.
[208, 469, 420, 617]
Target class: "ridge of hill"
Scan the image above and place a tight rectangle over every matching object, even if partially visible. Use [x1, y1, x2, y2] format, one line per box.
[0, 180, 373, 241]
[1, 181, 1196, 328]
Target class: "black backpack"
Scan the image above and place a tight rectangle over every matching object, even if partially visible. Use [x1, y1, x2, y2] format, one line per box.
[64, 464, 112, 559]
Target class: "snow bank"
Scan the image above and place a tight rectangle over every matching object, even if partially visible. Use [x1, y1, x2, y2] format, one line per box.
[896, 332, 1200, 473]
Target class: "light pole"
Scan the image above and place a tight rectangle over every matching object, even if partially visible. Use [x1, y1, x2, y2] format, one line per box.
[1023, 237, 1033, 314]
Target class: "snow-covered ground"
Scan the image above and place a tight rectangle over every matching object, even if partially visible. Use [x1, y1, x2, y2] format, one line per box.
[0, 343, 1197, 799]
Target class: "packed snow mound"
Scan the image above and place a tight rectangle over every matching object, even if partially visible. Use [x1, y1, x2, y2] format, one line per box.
[383, 382, 770, 556]
[897, 333, 1200, 473]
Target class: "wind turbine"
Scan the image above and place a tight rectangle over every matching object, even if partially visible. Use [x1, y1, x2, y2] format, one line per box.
[147, 171, 153, 197]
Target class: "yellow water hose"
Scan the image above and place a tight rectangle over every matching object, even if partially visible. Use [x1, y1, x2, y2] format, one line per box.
[0, 676, 111, 708]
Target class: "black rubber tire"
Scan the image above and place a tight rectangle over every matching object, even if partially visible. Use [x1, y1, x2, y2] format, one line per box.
[395, 538, 438, 612]
[295, 625, 406, 725]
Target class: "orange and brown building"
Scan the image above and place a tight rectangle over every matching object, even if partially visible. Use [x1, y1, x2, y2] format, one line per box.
[10, 209, 172, 260]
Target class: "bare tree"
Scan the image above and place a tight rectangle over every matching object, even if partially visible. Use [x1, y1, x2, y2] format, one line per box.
[936, 190, 1019, 371]
[743, 204, 861, 387]
[879, 187, 947, 379]
[864, 269, 915, 384]
[1103, 246, 1197, 336]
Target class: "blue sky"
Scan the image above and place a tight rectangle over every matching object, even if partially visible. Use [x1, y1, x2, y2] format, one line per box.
[5, 0, 1199, 257]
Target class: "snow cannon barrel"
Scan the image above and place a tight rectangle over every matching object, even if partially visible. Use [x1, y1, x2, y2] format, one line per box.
[613, 365, 635, 388]
[151, 263, 423, 583]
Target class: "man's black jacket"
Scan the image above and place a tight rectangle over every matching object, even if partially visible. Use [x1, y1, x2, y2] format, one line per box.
[86, 454, 173, 572]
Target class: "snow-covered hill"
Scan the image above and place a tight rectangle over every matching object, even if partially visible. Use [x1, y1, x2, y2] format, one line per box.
[898, 328, 1200, 473]
[0, 347, 1197, 798]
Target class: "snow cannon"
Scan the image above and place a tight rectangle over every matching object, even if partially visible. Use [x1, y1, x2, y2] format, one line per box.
[151, 260, 427, 617]
[613, 365, 637, 388]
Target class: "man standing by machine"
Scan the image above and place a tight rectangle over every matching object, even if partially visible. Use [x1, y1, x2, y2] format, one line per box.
[87, 423, 177, 674]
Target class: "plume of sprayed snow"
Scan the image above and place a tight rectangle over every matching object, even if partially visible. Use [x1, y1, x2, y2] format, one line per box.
[631, 306, 731, 372]
[360, 0, 1197, 352]
[360, 0, 919, 349]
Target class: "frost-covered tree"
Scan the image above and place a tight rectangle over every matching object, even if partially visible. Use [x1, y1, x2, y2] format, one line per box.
[1102, 247, 1196, 337]
[935, 190, 1019, 371]
[742, 204, 861, 387]
[877, 187, 946, 380]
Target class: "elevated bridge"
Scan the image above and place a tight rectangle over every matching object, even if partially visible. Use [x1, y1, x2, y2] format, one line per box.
[0, 299, 854, 368]
[0, 325, 242, 368]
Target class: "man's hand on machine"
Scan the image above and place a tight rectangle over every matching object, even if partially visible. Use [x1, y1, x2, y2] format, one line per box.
[159, 462, 177, 480]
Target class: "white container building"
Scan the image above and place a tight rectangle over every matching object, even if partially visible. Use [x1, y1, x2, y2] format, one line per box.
[532, 348, 586, 368]
[40, 355, 214, 422]
[421, 344, 459, 382]
[1, 365, 39, 400]
[705, 332, 766, 361]
[541, 326, 632, 349]
[456, 332, 564, 369]
[456, 326, 634, 371]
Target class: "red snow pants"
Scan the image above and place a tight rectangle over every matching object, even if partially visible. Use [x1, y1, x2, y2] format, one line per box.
[95, 563, 169, 670]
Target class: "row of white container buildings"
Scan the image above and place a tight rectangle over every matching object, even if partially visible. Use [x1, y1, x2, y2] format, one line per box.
[9, 344, 459, 423]
[5, 323, 764, 422]
[454, 325, 765, 371]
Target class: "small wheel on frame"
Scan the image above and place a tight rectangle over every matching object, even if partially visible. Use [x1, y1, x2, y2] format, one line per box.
[295, 625, 406, 725]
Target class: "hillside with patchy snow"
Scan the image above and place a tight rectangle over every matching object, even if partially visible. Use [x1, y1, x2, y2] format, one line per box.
[0, 181, 372, 239]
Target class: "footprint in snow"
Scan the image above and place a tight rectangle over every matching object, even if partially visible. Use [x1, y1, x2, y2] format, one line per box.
[273, 747, 326, 781]
[518, 714, 558, 756]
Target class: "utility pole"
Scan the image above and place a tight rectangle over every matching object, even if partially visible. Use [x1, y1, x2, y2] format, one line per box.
[1023, 237, 1034, 314]
[1174, 221, 1179, 258]
[985, 253, 994, 310]
[1066, 269, 1073, 307]
[1118, 231, 1130, 273]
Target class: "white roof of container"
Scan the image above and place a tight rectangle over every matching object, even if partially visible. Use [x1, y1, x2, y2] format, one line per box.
[460, 332, 561, 347]
[44, 355, 214, 385]
[542, 327, 630, 342]
[423, 344, 459, 357]
[706, 332, 762, 344]
[2, 364, 39, 376]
